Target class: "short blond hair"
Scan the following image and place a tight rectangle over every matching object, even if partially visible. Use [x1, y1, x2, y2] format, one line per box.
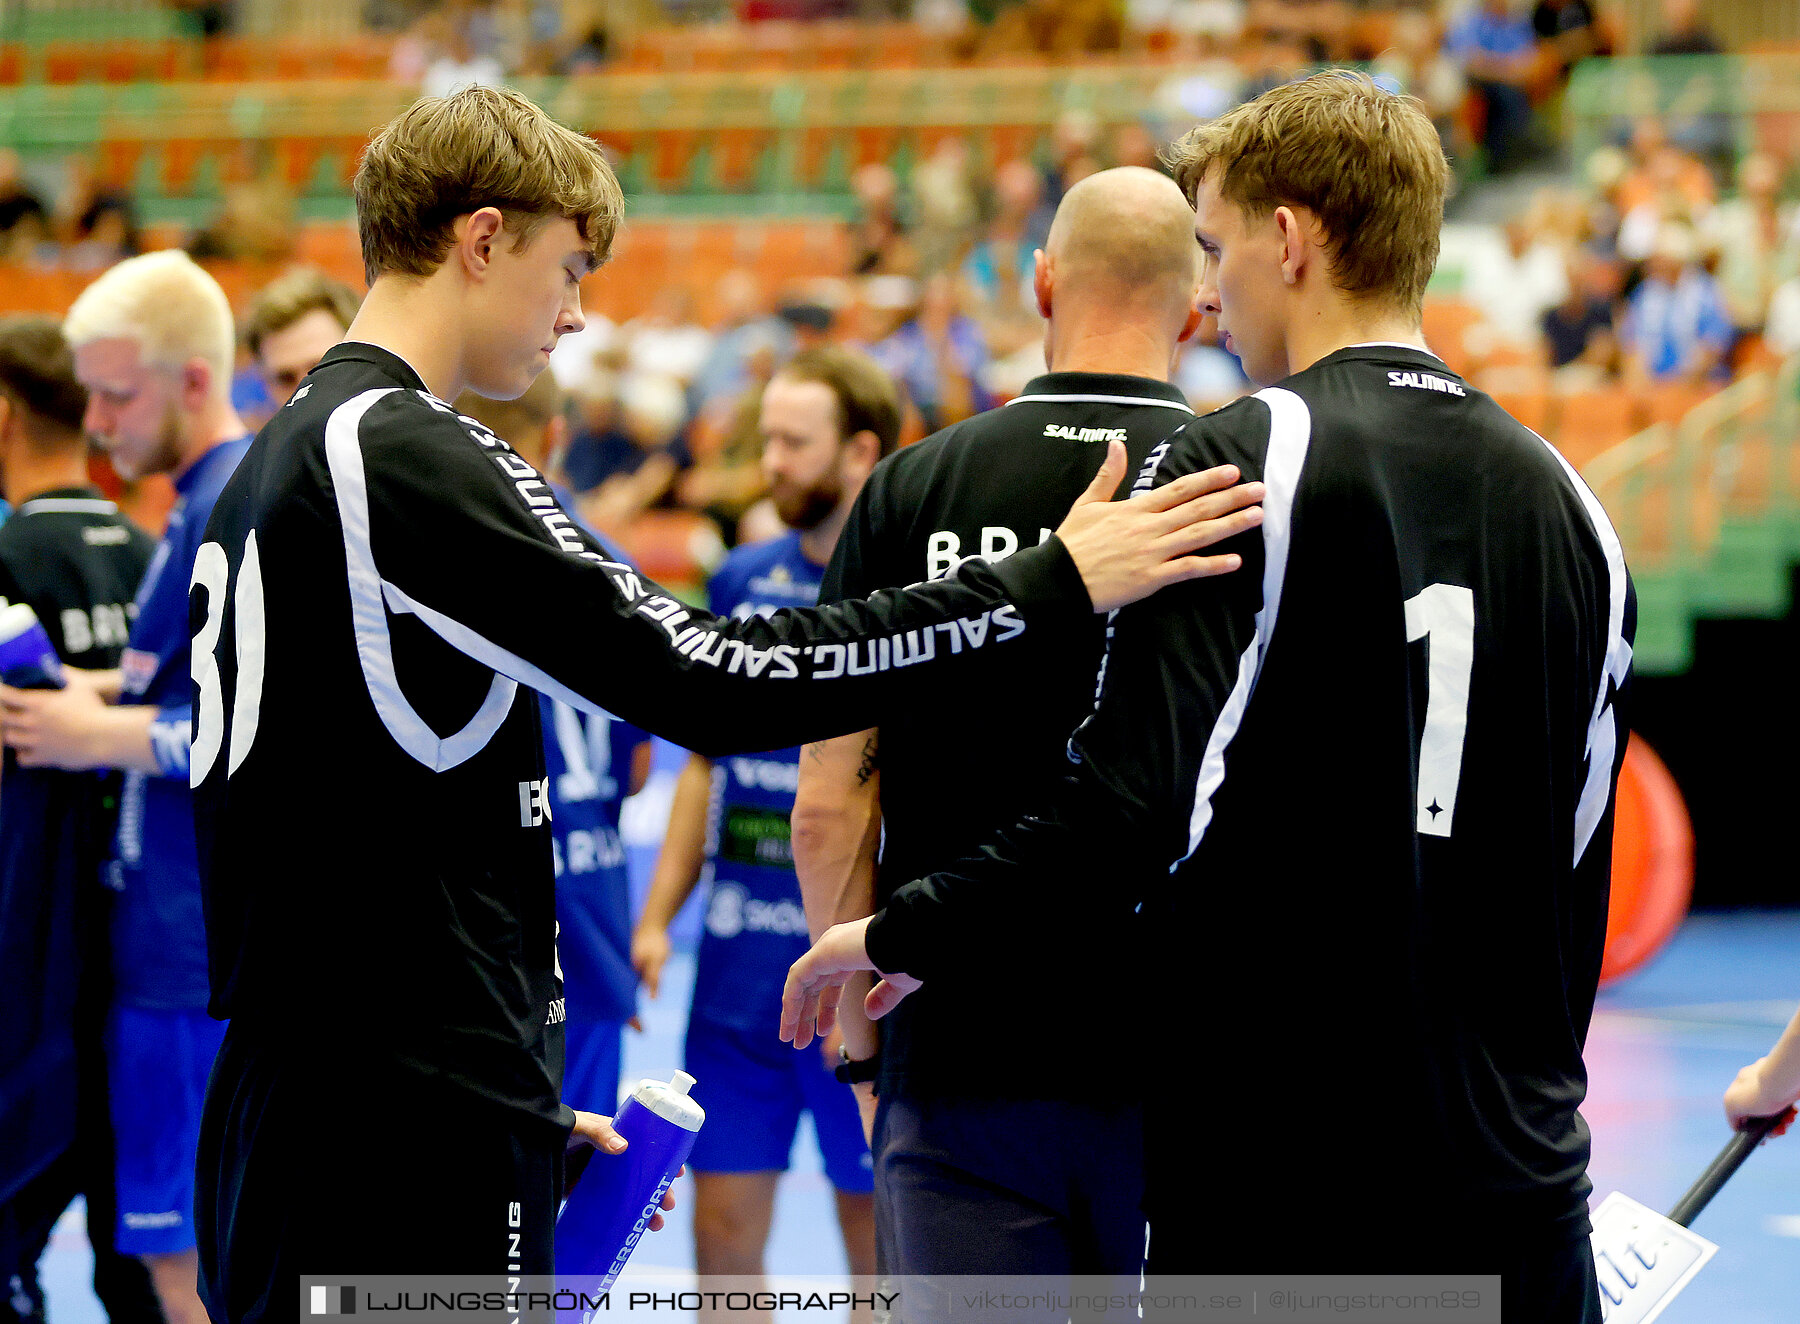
[63, 250, 235, 392]
[353, 86, 624, 286]
[244, 267, 361, 359]
[1164, 72, 1449, 317]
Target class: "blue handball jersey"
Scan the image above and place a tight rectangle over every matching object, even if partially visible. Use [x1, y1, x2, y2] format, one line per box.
[541, 484, 650, 1027]
[690, 532, 824, 1032]
[110, 436, 251, 1009]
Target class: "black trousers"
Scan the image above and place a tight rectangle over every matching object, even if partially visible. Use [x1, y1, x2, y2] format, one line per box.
[872, 1093, 1146, 1277]
[195, 1026, 564, 1324]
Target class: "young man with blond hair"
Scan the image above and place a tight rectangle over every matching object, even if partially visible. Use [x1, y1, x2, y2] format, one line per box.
[787, 73, 1630, 1321]
[188, 85, 1258, 1318]
[0, 250, 253, 1324]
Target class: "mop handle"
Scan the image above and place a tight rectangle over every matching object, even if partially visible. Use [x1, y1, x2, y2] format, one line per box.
[1666, 1106, 1794, 1228]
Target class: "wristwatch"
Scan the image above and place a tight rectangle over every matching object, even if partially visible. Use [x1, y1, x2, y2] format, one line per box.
[835, 1043, 881, 1086]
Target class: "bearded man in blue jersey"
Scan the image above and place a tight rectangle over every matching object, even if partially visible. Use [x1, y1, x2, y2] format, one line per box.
[633, 347, 900, 1296]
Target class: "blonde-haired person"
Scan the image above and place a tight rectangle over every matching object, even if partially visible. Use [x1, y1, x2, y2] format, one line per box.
[0, 249, 253, 1324]
[784, 71, 1631, 1322]
[186, 84, 1259, 1319]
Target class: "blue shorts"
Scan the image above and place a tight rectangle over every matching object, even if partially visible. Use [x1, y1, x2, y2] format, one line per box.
[563, 1019, 624, 1115]
[108, 1004, 226, 1256]
[682, 1014, 873, 1193]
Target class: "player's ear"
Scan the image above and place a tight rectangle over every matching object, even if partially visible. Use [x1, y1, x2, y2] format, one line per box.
[180, 357, 212, 411]
[459, 207, 506, 278]
[845, 428, 881, 479]
[1275, 206, 1305, 287]
[1033, 248, 1052, 320]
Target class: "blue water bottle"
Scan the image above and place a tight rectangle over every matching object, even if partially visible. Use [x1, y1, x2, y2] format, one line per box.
[0, 602, 65, 689]
[556, 1070, 704, 1291]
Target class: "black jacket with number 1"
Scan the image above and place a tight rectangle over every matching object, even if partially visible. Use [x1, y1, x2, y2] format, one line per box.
[865, 345, 1636, 1263]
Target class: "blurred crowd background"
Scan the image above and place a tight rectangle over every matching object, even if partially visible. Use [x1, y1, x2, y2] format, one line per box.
[0, 0, 1796, 900]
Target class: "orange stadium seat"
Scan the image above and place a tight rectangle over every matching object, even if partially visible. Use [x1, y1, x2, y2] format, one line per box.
[1420, 298, 1481, 378]
[1554, 387, 1641, 468]
[1643, 380, 1716, 427]
[1490, 388, 1553, 437]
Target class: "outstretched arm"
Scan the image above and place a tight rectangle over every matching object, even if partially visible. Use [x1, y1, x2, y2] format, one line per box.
[782, 414, 1273, 1047]
[1725, 1003, 1800, 1134]
[347, 391, 1263, 758]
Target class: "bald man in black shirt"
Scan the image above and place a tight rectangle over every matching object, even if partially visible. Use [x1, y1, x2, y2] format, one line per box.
[795, 166, 1226, 1279]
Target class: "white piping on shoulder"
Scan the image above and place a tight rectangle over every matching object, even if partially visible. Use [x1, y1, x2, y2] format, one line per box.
[324, 387, 518, 773]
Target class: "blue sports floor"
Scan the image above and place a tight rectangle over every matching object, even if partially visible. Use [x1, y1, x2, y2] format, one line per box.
[40, 901, 1800, 1320]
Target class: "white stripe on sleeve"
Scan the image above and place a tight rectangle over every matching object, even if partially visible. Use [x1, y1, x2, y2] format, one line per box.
[1179, 386, 1312, 865]
[324, 388, 519, 773]
[1535, 434, 1632, 864]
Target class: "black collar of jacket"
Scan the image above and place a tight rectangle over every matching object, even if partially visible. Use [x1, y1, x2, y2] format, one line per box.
[1013, 371, 1190, 407]
[314, 340, 430, 394]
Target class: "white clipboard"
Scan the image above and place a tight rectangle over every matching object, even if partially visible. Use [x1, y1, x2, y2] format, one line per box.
[1588, 1191, 1718, 1323]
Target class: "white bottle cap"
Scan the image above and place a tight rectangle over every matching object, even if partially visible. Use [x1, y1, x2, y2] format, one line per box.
[630, 1072, 706, 1132]
[0, 601, 42, 644]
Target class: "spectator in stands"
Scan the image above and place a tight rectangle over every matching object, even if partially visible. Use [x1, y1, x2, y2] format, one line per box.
[1239, 29, 1311, 101]
[962, 159, 1049, 321]
[1542, 246, 1621, 385]
[1443, 0, 1540, 173]
[1110, 121, 1163, 173]
[1582, 144, 1630, 255]
[847, 163, 915, 278]
[688, 270, 794, 419]
[64, 193, 142, 274]
[1704, 152, 1797, 347]
[243, 268, 361, 406]
[677, 340, 782, 546]
[1041, 109, 1102, 203]
[1531, 0, 1602, 82]
[415, 6, 507, 99]
[1648, 0, 1722, 56]
[909, 138, 981, 279]
[186, 151, 296, 264]
[778, 298, 836, 354]
[1247, 0, 1348, 62]
[167, 0, 233, 38]
[1617, 119, 1714, 219]
[623, 287, 714, 390]
[566, 372, 694, 535]
[871, 271, 989, 433]
[1765, 274, 1800, 357]
[1614, 119, 1715, 263]
[1620, 223, 1732, 385]
[980, 0, 1124, 57]
[0, 152, 51, 268]
[547, 316, 621, 405]
[1463, 213, 1569, 351]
